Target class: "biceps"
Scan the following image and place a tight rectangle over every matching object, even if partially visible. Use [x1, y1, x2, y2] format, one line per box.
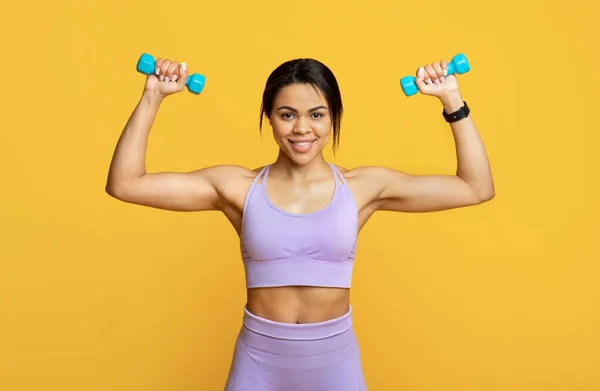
[376, 174, 481, 212]
[109, 170, 220, 211]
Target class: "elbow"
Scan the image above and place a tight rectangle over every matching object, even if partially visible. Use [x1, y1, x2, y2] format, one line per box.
[106, 172, 146, 201]
[462, 177, 495, 205]
[105, 183, 122, 199]
[478, 186, 495, 203]
[105, 180, 128, 200]
[106, 175, 144, 202]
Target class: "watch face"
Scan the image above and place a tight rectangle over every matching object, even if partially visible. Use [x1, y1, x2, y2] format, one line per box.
[444, 102, 469, 123]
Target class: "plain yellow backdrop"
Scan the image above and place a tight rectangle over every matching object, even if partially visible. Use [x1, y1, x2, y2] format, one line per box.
[1, 0, 599, 390]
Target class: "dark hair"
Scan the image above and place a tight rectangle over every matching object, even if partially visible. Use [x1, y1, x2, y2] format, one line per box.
[259, 58, 343, 151]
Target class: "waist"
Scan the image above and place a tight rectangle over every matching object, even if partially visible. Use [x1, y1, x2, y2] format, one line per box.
[243, 304, 353, 341]
[244, 258, 355, 288]
[247, 286, 350, 324]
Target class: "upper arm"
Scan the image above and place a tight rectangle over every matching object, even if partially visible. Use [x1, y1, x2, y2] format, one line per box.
[106, 165, 251, 212]
[353, 166, 491, 213]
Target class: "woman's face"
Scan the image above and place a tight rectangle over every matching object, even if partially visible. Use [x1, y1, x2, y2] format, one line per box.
[269, 83, 332, 165]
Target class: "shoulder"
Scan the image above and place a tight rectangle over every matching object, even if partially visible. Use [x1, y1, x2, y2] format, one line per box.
[209, 164, 267, 184]
[331, 164, 411, 203]
[191, 164, 256, 183]
[207, 164, 268, 211]
[330, 164, 389, 203]
[200, 164, 266, 177]
[332, 164, 397, 184]
[187, 165, 261, 198]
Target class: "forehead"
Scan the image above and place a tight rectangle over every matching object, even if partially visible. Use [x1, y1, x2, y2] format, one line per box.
[274, 83, 327, 107]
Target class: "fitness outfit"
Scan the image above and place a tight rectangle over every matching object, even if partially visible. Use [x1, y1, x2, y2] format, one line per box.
[224, 163, 367, 390]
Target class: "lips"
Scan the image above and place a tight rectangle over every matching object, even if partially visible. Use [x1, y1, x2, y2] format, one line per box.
[288, 138, 317, 153]
[288, 139, 317, 145]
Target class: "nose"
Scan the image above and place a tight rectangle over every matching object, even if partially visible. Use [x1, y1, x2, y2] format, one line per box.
[293, 117, 310, 134]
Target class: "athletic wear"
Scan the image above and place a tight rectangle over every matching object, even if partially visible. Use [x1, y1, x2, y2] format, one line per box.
[225, 164, 367, 390]
[240, 164, 358, 289]
[224, 306, 367, 391]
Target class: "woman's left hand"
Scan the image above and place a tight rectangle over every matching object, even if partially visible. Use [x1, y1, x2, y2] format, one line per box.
[415, 60, 460, 100]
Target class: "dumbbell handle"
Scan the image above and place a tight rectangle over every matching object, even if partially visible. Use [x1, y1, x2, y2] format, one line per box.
[400, 53, 470, 97]
[136, 53, 206, 95]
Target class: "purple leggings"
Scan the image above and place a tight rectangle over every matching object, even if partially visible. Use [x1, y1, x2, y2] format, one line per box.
[224, 305, 367, 390]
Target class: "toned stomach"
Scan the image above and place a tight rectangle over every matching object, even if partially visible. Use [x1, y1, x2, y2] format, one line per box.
[246, 286, 350, 324]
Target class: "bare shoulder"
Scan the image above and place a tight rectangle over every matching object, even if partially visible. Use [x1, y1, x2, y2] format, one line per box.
[332, 164, 391, 186]
[210, 164, 262, 194]
[212, 164, 266, 206]
[206, 164, 259, 182]
[331, 164, 391, 210]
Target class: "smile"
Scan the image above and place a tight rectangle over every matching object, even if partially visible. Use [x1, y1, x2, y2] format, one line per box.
[288, 139, 317, 153]
[288, 139, 317, 145]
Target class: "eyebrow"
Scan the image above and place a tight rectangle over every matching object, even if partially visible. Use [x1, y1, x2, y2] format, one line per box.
[277, 105, 328, 113]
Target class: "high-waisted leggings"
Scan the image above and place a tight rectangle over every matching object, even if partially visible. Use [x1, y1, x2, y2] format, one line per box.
[224, 305, 367, 391]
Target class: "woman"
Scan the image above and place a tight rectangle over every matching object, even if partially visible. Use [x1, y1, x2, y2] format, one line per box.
[106, 55, 494, 390]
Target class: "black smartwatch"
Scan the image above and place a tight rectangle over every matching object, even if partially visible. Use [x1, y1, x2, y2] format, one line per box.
[442, 101, 470, 123]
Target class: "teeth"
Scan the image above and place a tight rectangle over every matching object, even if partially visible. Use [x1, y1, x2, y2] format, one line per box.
[294, 142, 311, 146]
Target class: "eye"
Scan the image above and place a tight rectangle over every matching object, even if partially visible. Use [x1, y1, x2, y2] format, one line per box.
[281, 113, 295, 119]
[311, 112, 325, 119]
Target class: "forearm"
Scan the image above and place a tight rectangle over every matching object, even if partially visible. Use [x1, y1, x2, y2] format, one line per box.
[440, 93, 495, 200]
[106, 91, 163, 191]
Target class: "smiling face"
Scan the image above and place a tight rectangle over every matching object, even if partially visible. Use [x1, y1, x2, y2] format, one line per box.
[269, 83, 332, 165]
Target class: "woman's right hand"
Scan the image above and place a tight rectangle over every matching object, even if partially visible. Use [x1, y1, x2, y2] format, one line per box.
[144, 58, 188, 99]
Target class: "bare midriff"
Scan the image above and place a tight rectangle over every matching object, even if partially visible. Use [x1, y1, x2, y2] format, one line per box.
[246, 286, 350, 324]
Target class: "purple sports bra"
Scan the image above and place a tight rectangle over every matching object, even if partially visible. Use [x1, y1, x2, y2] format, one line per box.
[240, 163, 358, 289]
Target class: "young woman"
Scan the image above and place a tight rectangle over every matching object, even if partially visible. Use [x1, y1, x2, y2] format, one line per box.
[106, 55, 494, 390]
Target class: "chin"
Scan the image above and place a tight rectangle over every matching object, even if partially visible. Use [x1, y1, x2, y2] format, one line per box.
[290, 154, 317, 166]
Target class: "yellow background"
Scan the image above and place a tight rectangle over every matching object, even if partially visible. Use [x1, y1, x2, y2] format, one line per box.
[1, 0, 599, 390]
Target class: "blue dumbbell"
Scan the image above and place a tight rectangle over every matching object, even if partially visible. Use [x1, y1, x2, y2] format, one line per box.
[400, 53, 470, 97]
[136, 53, 206, 95]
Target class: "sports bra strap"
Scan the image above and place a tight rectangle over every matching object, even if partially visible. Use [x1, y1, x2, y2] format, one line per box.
[243, 165, 270, 212]
[330, 164, 348, 185]
[262, 164, 273, 187]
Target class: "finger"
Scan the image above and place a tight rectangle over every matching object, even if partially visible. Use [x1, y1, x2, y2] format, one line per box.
[440, 59, 448, 77]
[176, 62, 188, 90]
[432, 62, 444, 84]
[424, 64, 437, 85]
[154, 58, 163, 75]
[167, 61, 179, 82]
[159, 59, 171, 81]
[415, 66, 425, 81]
[414, 67, 429, 93]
